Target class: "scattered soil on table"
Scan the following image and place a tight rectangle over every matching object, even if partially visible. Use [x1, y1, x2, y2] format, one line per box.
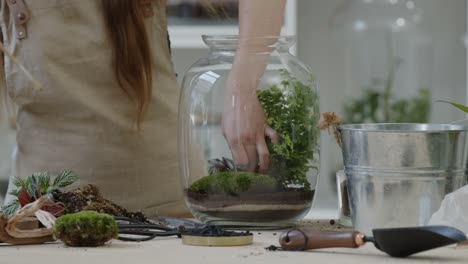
[54, 184, 147, 222]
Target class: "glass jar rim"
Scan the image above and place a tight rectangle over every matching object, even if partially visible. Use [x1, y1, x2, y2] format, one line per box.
[202, 35, 296, 51]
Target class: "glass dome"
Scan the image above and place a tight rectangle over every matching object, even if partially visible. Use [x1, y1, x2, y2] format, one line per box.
[178, 35, 320, 228]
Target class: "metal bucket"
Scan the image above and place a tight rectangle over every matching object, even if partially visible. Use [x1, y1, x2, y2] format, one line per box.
[339, 124, 468, 234]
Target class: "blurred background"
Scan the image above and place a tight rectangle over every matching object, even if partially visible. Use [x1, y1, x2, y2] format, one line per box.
[1, 0, 467, 213]
[169, 0, 467, 213]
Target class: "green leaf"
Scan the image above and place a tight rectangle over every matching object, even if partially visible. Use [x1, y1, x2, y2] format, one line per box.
[34, 172, 51, 194]
[26, 180, 38, 200]
[437, 100, 468, 113]
[30, 173, 39, 187]
[13, 176, 26, 188]
[53, 170, 79, 188]
[0, 201, 20, 216]
[8, 188, 22, 197]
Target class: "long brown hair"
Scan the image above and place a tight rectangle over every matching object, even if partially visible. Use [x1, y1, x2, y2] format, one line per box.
[101, 0, 153, 127]
[101, 0, 218, 126]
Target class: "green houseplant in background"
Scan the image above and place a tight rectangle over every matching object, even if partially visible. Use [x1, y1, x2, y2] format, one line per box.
[343, 33, 431, 124]
[344, 87, 431, 124]
[343, 58, 431, 124]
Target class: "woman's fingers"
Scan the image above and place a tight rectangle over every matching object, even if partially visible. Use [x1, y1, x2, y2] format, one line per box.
[228, 126, 278, 173]
[230, 144, 249, 168]
[235, 126, 278, 172]
[245, 145, 259, 172]
[232, 144, 258, 172]
[256, 136, 270, 172]
[265, 126, 279, 144]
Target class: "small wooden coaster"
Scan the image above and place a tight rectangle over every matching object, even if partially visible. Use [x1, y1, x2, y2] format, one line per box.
[182, 234, 253, 247]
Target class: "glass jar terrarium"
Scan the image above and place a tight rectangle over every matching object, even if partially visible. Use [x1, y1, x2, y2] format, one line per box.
[179, 35, 320, 228]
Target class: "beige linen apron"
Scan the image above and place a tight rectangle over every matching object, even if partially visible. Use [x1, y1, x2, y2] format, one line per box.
[0, 0, 188, 216]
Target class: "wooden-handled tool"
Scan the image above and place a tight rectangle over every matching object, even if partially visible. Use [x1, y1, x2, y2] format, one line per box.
[279, 226, 467, 257]
[279, 229, 366, 251]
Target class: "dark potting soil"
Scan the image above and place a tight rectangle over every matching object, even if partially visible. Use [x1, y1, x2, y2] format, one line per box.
[187, 189, 314, 207]
[186, 189, 314, 222]
[200, 209, 311, 222]
[53, 184, 147, 223]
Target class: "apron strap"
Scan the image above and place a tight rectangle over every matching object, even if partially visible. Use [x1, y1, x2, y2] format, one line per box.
[5, 0, 31, 40]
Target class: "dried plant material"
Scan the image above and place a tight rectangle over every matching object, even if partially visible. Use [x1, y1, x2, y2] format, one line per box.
[317, 112, 342, 146]
[0, 41, 43, 91]
[34, 209, 57, 229]
[6, 197, 55, 239]
[0, 197, 55, 245]
[0, 217, 54, 245]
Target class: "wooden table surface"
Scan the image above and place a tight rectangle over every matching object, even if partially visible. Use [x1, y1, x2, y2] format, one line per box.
[2, 219, 468, 264]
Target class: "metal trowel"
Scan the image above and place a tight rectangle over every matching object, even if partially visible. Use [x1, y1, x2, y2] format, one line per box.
[278, 226, 467, 258]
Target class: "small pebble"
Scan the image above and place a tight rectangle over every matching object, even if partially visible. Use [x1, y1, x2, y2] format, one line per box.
[272, 233, 277, 236]
[330, 220, 336, 225]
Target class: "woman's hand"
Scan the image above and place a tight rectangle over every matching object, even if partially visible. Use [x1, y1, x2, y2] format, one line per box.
[222, 68, 279, 172]
[223, 0, 285, 172]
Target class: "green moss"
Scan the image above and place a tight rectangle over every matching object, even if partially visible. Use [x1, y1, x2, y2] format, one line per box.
[189, 172, 278, 195]
[54, 211, 118, 247]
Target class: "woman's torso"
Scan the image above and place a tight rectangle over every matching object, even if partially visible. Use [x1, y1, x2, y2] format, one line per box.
[1, 0, 187, 216]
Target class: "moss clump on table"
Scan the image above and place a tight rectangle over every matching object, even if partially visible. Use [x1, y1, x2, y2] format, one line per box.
[54, 211, 118, 247]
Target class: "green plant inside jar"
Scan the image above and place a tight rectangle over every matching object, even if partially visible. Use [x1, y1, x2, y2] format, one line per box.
[188, 70, 320, 196]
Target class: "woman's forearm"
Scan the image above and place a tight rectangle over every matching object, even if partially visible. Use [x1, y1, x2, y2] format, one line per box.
[230, 0, 286, 94]
[238, 0, 286, 50]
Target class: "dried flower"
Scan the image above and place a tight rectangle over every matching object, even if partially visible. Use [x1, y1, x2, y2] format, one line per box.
[317, 112, 342, 146]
